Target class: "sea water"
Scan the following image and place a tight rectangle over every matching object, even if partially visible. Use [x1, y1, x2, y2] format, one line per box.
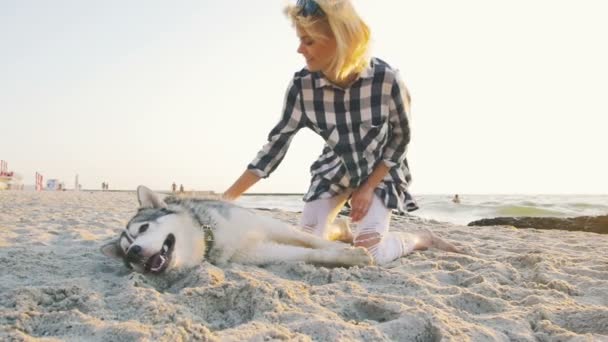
[235, 194, 608, 226]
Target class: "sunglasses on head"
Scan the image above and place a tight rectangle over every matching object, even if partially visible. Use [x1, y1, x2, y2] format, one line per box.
[297, 0, 325, 17]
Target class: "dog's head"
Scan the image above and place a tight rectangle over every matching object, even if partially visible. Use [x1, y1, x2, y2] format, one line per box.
[101, 186, 206, 274]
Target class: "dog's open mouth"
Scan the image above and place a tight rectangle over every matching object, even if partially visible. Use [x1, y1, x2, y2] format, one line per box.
[144, 234, 175, 274]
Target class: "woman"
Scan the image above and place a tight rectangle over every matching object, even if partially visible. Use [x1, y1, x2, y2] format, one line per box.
[224, 0, 459, 264]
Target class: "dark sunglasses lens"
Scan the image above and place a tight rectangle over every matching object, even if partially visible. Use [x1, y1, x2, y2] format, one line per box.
[296, 0, 306, 11]
[306, 2, 315, 14]
[297, 0, 322, 17]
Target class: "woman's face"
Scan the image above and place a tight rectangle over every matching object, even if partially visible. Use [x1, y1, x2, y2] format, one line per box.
[296, 25, 336, 74]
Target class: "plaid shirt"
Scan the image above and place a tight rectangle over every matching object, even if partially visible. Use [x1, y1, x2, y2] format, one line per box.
[248, 58, 418, 211]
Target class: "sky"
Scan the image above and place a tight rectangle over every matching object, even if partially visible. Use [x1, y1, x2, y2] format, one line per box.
[1, 0, 607, 194]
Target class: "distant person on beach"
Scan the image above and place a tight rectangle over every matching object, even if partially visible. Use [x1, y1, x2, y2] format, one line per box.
[179, 184, 184, 193]
[221, 0, 444, 265]
[452, 194, 461, 204]
[172, 182, 177, 193]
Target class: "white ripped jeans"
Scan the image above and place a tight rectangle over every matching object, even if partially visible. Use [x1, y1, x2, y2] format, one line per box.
[299, 192, 417, 265]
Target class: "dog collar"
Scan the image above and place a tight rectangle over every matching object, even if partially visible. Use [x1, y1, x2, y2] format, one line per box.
[201, 224, 214, 259]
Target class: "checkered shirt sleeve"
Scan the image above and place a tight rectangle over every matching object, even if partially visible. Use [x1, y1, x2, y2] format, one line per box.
[382, 71, 412, 168]
[247, 79, 306, 178]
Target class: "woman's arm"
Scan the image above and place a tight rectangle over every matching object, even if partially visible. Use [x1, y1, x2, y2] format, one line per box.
[224, 79, 304, 201]
[222, 169, 261, 201]
[382, 71, 412, 168]
[247, 79, 305, 178]
[351, 71, 413, 221]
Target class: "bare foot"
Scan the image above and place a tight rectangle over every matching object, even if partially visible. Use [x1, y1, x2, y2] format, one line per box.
[422, 229, 463, 254]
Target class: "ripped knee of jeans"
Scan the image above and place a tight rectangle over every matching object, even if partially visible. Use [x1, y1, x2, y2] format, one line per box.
[300, 224, 316, 234]
[354, 232, 381, 250]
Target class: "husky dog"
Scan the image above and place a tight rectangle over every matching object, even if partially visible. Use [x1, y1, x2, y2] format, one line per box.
[101, 186, 373, 273]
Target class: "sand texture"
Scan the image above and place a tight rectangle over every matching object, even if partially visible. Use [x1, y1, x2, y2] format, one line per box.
[1, 191, 607, 341]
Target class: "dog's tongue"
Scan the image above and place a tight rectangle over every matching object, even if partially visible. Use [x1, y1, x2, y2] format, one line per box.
[149, 254, 166, 272]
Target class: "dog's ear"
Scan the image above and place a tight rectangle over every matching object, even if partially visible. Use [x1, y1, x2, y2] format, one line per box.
[100, 239, 124, 260]
[137, 185, 167, 209]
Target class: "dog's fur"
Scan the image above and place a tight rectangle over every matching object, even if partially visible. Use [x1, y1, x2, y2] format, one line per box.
[101, 186, 373, 273]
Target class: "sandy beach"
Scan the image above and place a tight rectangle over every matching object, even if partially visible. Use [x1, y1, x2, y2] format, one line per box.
[1, 191, 607, 341]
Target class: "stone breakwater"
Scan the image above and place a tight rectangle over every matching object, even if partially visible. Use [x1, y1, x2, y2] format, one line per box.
[468, 215, 608, 234]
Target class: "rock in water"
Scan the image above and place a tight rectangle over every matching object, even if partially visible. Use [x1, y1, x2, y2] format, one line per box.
[467, 215, 608, 234]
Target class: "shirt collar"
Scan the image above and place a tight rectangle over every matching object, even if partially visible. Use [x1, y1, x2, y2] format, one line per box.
[312, 59, 375, 89]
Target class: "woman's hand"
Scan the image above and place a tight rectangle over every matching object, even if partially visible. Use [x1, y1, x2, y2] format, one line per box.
[349, 163, 389, 221]
[221, 192, 237, 202]
[222, 170, 261, 202]
[350, 184, 375, 222]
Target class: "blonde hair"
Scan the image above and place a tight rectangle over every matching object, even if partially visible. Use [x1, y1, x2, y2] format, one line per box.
[285, 0, 371, 82]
